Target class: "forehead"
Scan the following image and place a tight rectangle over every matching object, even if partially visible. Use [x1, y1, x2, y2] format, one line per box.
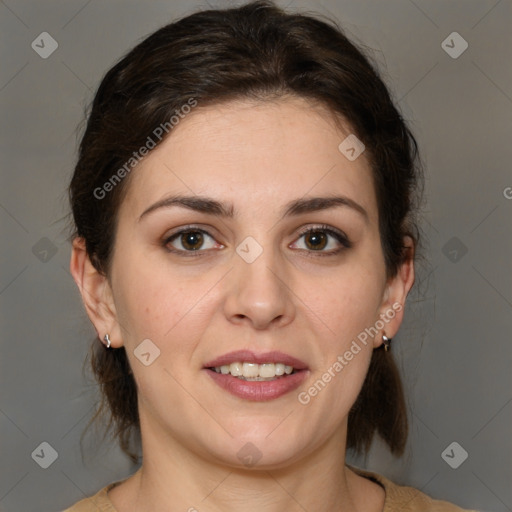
[119, 96, 377, 222]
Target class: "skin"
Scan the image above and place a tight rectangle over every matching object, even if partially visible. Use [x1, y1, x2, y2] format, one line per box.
[71, 96, 414, 512]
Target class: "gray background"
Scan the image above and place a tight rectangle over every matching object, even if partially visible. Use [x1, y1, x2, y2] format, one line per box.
[0, 1, 511, 511]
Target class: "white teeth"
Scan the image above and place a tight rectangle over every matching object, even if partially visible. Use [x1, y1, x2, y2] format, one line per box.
[213, 361, 297, 379]
[275, 363, 285, 376]
[229, 362, 243, 376]
[259, 363, 276, 378]
[243, 362, 259, 378]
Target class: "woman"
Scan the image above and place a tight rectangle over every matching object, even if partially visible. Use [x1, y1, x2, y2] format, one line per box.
[65, 1, 476, 510]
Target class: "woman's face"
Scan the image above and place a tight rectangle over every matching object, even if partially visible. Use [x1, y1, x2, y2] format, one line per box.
[90, 96, 412, 468]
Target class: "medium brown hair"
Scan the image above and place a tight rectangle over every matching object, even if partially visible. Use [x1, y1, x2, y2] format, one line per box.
[70, 0, 422, 462]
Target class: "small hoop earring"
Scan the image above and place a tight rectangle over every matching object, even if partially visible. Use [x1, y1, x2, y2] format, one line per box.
[103, 334, 112, 349]
[382, 334, 391, 352]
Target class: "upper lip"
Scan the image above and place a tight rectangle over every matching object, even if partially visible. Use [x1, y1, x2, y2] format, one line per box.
[204, 350, 308, 370]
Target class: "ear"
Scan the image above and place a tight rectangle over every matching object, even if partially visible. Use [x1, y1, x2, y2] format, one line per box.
[69, 237, 124, 348]
[374, 236, 415, 347]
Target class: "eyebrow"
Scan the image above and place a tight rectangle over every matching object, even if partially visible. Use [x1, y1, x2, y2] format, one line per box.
[138, 194, 368, 222]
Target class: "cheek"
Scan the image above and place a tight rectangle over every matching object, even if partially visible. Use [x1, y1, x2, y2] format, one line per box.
[113, 256, 222, 348]
[114, 276, 180, 341]
[305, 266, 384, 341]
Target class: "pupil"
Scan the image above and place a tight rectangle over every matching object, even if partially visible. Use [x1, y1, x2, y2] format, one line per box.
[306, 231, 327, 250]
[182, 231, 203, 250]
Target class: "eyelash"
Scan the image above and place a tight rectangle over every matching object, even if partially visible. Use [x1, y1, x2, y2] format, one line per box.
[162, 224, 352, 257]
[294, 224, 352, 256]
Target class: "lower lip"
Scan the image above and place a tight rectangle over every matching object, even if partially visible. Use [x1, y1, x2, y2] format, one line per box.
[204, 369, 309, 401]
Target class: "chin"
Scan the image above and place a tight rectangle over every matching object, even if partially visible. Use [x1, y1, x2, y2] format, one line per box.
[205, 427, 306, 471]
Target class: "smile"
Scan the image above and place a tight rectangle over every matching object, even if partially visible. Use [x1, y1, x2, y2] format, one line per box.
[203, 350, 309, 400]
[211, 362, 296, 380]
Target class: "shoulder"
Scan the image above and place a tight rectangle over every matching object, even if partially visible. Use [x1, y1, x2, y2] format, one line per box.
[349, 466, 478, 512]
[62, 480, 120, 512]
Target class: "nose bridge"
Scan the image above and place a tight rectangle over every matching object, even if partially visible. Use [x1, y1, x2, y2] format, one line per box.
[225, 239, 294, 328]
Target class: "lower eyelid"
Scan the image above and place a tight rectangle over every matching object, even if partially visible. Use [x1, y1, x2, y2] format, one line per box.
[294, 229, 351, 249]
[163, 228, 218, 251]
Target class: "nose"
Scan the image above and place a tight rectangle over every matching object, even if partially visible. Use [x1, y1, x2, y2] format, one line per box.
[223, 248, 296, 330]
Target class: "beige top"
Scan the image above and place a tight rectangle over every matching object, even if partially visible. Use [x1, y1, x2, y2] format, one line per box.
[63, 467, 477, 511]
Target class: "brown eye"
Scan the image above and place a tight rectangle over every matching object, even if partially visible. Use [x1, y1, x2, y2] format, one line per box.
[180, 231, 204, 250]
[290, 226, 351, 254]
[166, 229, 219, 253]
[304, 231, 328, 250]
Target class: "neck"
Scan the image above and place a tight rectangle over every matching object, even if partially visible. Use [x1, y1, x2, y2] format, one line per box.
[124, 420, 361, 512]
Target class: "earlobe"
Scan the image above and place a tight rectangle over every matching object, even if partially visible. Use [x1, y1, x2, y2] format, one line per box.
[69, 237, 121, 346]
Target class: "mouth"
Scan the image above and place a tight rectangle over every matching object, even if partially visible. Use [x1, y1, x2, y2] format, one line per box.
[203, 350, 309, 401]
